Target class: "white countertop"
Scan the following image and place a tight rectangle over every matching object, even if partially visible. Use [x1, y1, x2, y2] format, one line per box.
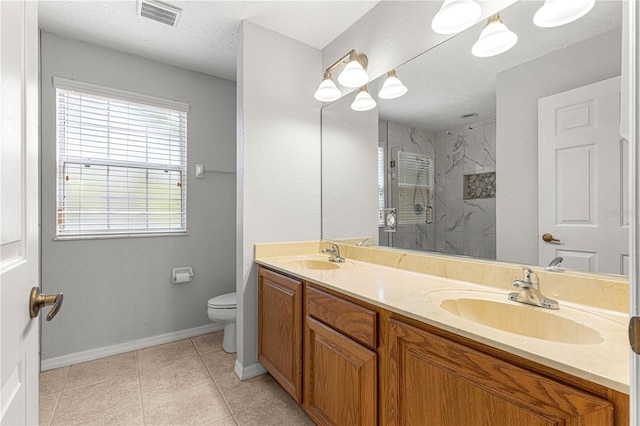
[256, 253, 629, 394]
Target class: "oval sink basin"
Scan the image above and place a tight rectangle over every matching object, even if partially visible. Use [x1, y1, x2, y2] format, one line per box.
[435, 294, 604, 345]
[284, 259, 341, 270]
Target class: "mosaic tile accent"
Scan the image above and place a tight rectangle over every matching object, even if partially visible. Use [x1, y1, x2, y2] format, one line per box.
[463, 172, 496, 200]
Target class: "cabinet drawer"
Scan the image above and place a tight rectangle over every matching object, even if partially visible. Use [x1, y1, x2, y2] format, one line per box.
[306, 285, 377, 348]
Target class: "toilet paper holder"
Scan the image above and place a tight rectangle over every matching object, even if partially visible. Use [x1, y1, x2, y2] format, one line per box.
[172, 266, 194, 283]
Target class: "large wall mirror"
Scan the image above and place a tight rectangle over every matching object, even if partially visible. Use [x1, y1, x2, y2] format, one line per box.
[321, 0, 628, 276]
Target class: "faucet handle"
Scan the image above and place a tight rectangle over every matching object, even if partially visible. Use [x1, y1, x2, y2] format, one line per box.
[522, 267, 532, 282]
[545, 256, 564, 272]
[512, 280, 529, 288]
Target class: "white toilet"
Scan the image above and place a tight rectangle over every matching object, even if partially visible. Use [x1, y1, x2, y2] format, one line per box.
[207, 292, 237, 353]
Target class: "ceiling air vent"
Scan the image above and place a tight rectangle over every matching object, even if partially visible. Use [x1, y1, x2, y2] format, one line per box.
[137, 0, 181, 27]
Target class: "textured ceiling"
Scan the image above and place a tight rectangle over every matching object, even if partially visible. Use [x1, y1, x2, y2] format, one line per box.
[38, 0, 380, 81]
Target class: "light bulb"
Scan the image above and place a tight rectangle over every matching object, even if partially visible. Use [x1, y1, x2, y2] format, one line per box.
[351, 86, 376, 112]
[471, 14, 518, 58]
[431, 0, 482, 35]
[314, 73, 341, 102]
[533, 0, 595, 28]
[338, 58, 369, 88]
[378, 70, 408, 100]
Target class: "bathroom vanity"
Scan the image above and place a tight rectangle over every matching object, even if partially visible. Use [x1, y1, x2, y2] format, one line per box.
[255, 241, 629, 425]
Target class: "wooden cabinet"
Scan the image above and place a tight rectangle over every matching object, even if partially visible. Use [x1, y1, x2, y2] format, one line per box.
[304, 317, 377, 425]
[257, 267, 303, 403]
[384, 316, 614, 426]
[304, 285, 379, 425]
[256, 265, 628, 425]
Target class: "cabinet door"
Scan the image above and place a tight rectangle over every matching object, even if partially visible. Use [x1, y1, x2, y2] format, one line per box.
[304, 317, 377, 426]
[385, 318, 613, 426]
[258, 267, 302, 403]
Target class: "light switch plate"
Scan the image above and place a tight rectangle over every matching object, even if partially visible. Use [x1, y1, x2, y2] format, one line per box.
[195, 164, 204, 179]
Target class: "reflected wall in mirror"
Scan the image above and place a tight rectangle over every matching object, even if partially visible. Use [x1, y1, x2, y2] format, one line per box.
[321, 0, 628, 276]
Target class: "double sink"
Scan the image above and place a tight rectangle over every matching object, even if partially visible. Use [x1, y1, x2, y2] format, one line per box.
[283, 257, 623, 346]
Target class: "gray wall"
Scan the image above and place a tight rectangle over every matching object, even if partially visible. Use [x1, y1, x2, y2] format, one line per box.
[322, 94, 378, 243]
[40, 32, 237, 363]
[496, 28, 622, 265]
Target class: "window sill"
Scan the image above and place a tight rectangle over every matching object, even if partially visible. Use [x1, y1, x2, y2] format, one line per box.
[53, 232, 188, 241]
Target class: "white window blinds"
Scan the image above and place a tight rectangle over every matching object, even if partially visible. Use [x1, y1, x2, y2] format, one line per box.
[55, 79, 188, 237]
[397, 151, 433, 225]
[378, 147, 385, 226]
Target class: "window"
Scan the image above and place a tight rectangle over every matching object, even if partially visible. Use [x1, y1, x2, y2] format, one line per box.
[55, 78, 188, 238]
[378, 146, 385, 226]
[397, 151, 433, 225]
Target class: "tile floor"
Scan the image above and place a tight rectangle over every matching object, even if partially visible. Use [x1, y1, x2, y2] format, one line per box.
[39, 332, 314, 425]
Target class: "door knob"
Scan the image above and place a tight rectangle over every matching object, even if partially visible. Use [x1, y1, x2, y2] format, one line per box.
[29, 287, 63, 321]
[542, 233, 560, 243]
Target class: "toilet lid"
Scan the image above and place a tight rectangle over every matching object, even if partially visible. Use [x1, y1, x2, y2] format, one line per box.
[208, 292, 236, 308]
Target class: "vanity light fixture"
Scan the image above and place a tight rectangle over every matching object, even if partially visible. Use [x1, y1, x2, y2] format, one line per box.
[337, 50, 369, 88]
[471, 14, 518, 58]
[314, 49, 369, 102]
[533, 0, 595, 28]
[351, 86, 377, 112]
[378, 70, 408, 100]
[431, 0, 482, 35]
[313, 71, 342, 102]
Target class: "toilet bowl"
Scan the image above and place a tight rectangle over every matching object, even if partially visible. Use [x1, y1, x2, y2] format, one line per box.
[207, 292, 237, 353]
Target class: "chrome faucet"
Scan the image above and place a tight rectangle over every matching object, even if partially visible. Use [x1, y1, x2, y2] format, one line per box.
[322, 243, 345, 263]
[508, 267, 559, 309]
[356, 238, 370, 247]
[544, 256, 564, 272]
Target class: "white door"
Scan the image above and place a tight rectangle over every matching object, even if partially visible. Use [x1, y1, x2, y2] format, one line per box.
[1, 1, 40, 424]
[538, 76, 628, 275]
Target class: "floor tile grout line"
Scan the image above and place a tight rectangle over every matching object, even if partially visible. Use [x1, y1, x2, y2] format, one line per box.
[199, 350, 235, 418]
[135, 350, 146, 425]
[137, 350, 204, 373]
[138, 357, 219, 407]
[46, 365, 71, 426]
[212, 374, 289, 418]
[44, 389, 64, 426]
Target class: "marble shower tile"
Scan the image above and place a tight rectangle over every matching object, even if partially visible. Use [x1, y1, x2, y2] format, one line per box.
[444, 231, 464, 255]
[463, 200, 486, 239]
[445, 195, 464, 232]
[484, 198, 496, 237]
[483, 122, 497, 171]
[463, 127, 485, 173]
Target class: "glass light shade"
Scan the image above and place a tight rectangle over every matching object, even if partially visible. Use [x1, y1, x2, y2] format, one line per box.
[378, 72, 408, 99]
[314, 77, 341, 102]
[351, 87, 376, 112]
[338, 60, 369, 88]
[431, 0, 482, 35]
[533, 0, 595, 28]
[471, 18, 518, 58]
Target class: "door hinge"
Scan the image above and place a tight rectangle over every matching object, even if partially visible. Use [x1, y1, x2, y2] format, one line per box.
[629, 317, 640, 354]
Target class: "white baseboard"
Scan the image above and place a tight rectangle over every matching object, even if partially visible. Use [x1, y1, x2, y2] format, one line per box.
[41, 323, 224, 371]
[234, 359, 266, 380]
